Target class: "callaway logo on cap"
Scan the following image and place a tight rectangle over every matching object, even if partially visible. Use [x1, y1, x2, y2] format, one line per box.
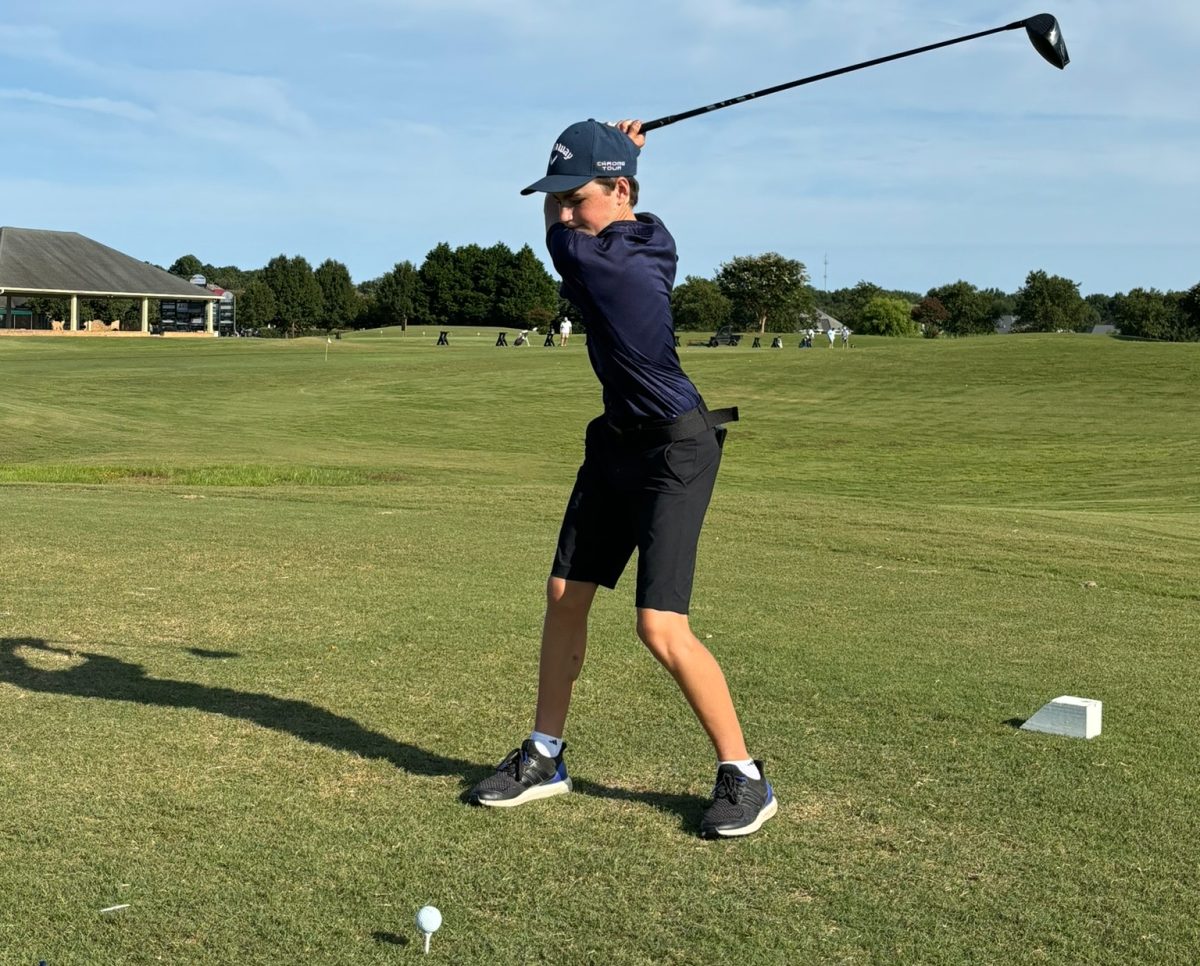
[521, 119, 639, 195]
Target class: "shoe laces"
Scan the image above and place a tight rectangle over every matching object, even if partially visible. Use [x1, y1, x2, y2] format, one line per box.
[496, 748, 527, 780]
[713, 770, 744, 804]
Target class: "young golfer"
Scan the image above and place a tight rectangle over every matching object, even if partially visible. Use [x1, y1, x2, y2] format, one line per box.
[468, 119, 776, 838]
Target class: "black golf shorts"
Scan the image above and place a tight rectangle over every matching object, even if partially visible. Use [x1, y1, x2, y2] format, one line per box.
[550, 415, 725, 614]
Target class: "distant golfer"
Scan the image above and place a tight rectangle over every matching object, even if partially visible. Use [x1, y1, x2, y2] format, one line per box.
[827, 327, 836, 347]
[468, 118, 776, 838]
[841, 326, 851, 348]
[559, 316, 572, 347]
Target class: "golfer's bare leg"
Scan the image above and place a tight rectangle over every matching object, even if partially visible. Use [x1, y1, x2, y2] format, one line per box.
[636, 608, 749, 761]
[534, 577, 597, 738]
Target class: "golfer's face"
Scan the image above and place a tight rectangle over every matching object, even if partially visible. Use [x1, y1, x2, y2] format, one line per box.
[552, 180, 624, 236]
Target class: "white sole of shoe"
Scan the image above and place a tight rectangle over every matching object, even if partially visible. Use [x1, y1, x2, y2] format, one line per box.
[477, 776, 572, 808]
[712, 794, 779, 837]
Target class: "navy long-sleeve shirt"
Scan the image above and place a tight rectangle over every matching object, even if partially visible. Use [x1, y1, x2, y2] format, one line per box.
[547, 213, 702, 425]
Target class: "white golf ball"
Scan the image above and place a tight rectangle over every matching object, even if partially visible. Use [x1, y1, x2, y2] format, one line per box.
[416, 905, 442, 934]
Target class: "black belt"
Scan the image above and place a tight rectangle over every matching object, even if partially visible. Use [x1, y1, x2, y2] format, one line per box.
[606, 404, 739, 447]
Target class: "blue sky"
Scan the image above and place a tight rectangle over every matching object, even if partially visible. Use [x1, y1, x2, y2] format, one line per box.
[2, 0, 1197, 296]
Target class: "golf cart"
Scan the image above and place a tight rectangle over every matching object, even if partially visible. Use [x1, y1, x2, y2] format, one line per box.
[708, 326, 742, 347]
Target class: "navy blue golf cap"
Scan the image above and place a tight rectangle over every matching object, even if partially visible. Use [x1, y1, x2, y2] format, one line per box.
[520, 119, 639, 196]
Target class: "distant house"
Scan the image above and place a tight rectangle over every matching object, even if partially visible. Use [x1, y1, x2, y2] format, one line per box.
[812, 309, 842, 332]
[995, 315, 1018, 334]
[1091, 324, 1118, 336]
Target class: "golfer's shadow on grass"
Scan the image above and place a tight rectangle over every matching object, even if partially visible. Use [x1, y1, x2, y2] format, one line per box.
[0, 638, 706, 829]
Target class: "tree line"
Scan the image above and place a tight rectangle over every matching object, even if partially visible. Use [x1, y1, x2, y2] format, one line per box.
[165, 243, 561, 337]
[18, 238, 1198, 341]
[671, 257, 1200, 342]
[136, 247, 1200, 343]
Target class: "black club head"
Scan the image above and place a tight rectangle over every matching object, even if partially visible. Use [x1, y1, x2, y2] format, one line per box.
[1024, 13, 1070, 69]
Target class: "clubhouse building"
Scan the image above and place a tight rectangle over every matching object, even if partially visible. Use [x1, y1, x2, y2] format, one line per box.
[0, 226, 226, 335]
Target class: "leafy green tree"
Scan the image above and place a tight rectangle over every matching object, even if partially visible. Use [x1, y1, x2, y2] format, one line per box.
[79, 298, 116, 323]
[1085, 293, 1116, 327]
[775, 294, 821, 333]
[497, 245, 558, 330]
[314, 259, 360, 330]
[1177, 283, 1200, 341]
[417, 242, 466, 326]
[1014, 270, 1092, 332]
[24, 296, 69, 324]
[106, 298, 138, 328]
[860, 296, 917, 336]
[981, 287, 1016, 323]
[168, 254, 204, 278]
[911, 296, 949, 338]
[716, 253, 813, 333]
[373, 261, 420, 330]
[671, 276, 732, 332]
[823, 280, 883, 329]
[1111, 288, 1186, 340]
[355, 277, 379, 328]
[927, 281, 993, 335]
[261, 254, 323, 335]
[236, 279, 277, 330]
[203, 264, 255, 290]
[168, 254, 254, 290]
[459, 243, 515, 326]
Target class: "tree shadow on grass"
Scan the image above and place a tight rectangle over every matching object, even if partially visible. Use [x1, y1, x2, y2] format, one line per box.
[0, 637, 705, 830]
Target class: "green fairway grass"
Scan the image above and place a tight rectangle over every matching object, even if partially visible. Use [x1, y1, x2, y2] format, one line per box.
[2, 330, 1198, 963]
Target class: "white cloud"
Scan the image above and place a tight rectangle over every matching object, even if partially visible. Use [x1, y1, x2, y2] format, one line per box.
[0, 88, 155, 121]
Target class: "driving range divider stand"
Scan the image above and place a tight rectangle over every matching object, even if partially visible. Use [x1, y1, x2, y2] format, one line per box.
[1021, 696, 1102, 739]
[436, 331, 449, 345]
[468, 332, 651, 348]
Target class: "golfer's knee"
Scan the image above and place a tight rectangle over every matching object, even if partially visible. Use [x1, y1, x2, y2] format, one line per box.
[545, 577, 595, 616]
[636, 611, 696, 671]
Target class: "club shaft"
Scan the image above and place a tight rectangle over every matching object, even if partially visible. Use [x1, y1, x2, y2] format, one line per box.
[641, 20, 1025, 131]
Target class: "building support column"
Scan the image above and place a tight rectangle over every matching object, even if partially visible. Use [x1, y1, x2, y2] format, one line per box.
[141, 298, 150, 333]
[4, 295, 11, 329]
[205, 301, 215, 335]
[70, 295, 79, 331]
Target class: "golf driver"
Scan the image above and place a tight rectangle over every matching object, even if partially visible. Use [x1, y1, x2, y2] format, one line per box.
[640, 13, 1069, 131]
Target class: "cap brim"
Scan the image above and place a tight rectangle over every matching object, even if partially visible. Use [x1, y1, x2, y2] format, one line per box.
[520, 173, 595, 196]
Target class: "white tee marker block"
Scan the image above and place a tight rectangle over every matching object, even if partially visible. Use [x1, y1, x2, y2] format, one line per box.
[1021, 696, 1102, 739]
